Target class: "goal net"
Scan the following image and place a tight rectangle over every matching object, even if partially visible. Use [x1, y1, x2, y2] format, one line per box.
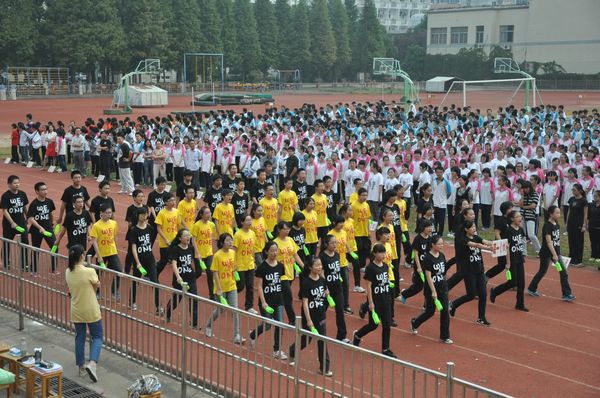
[438, 77, 538, 109]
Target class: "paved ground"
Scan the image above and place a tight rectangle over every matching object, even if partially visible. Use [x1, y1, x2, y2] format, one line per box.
[0, 307, 212, 397]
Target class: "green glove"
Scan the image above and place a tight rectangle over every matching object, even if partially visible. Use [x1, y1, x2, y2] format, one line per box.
[179, 281, 189, 291]
[350, 251, 359, 260]
[99, 261, 106, 269]
[303, 246, 310, 256]
[310, 326, 319, 335]
[264, 305, 275, 314]
[371, 310, 381, 325]
[411, 251, 415, 261]
[219, 296, 229, 306]
[554, 261, 563, 272]
[389, 281, 395, 289]
[434, 298, 443, 312]
[419, 271, 425, 283]
[234, 271, 240, 281]
[199, 259, 207, 271]
[294, 263, 302, 274]
[15, 226, 25, 233]
[505, 269, 512, 281]
[401, 234, 407, 243]
[326, 217, 331, 226]
[43, 230, 53, 238]
[390, 263, 395, 270]
[54, 224, 61, 235]
[138, 266, 147, 276]
[235, 227, 240, 233]
[266, 231, 274, 239]
[50, 245, 58, 253]
[339, 276, 343, 283]
[327, 295, 335, 308]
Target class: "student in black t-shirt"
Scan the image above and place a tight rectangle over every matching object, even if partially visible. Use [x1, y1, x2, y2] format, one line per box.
[98, 130, 112, 180]
[449, 221, 493, 326]
[222, 164, 238, 192]
[1, 175, 29, 268]
[56, 196, 92, 251]
[90, 181, 116, 223]
[528, 205, 575, 301]
[146, 177, 171, 243]
[165, 229, 200, 328]
[58, 170, 90, 225]
[400, 219, 433, 303]
[127, 207, 159, 312]
[232, 179, 250, 228]
[125, 190, 148, 228]
[249, 241, 287, 360]
[490, 211, 528, 311]
[293, 169, 308, 210]
[289, 211, 307, 264]
[588, 191, 600, 263]
[352, 243, 396, 358]
[204, 174, 223, 216]
[323, 176, 336, 222]
[176, 170, 198, 202]
[485, 201, 513, 281]
[251, 169, 268, 204]
[320, 234, 348, 342]
[381, 189, 403, 274]
[566, 183, 587, 267]
[288, 257, 332, 376]
[410, 235, 453, 343]
[447, 206, 475, 291]
[27, 182, 57, 272]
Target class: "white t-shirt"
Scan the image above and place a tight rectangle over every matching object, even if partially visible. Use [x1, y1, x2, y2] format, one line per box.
[367, 172, 383, 201]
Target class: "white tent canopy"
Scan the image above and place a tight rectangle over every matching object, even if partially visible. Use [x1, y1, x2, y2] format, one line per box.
[426, 76, 463, 93]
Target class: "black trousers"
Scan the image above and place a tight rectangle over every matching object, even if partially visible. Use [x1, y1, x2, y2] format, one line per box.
[340, 264, 351, 309]
[567, 225, 584, 264]
[198, 256, 215, 300]
[413, 283, 450, 340]
[328, 287, 347, 340]
[485, 256, 507, 280]
[401, 231, 412, 264]
[356, 236, 371, 286]
[355, 300, 392, 351]
[289, 316, 330, 372]
[480, 204, 492, 229]
[100, 254, 122, 295]
[452, 271, 487, 320]
[434, 207, 446, 235]
[281, 280, 296, 324]
[99, 156, 112, 179]
[401, 268, 423, 299]
[2, 225, 29, 269]
[404, 197, 412, 222]
[157, 247, 170, 275]
[127, 256, 159, 309]
[493, 215, 503, 230]
[166, 279, 198, 327]
[30, 232, 57, 273]
[447, 204, 454, 233]
[492, 261, 525, 308]
[236, 269, 255, 310]
[590, 228, 600, 258]
[11, 145, 19, 163]
[446, 261, 465, 291]
[132, 163, 143, 185]
[174, 167, 185, 187]
[528, 255, 572, 296]
[562, 205, 569, 224]
[166, 163, 173, 182]
[250, 304, 283, 352]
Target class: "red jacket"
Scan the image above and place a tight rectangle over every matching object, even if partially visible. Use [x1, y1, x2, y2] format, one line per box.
[11, 129, 19, 146]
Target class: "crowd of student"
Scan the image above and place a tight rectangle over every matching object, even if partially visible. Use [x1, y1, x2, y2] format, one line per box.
[2, 103, 597, 375]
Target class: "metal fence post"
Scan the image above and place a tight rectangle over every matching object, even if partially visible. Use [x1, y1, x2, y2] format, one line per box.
[180, 287, 188, 398]
[293, 316, 302, 398]
[446, 362, 455, 398]
[16, 235, 24, 330]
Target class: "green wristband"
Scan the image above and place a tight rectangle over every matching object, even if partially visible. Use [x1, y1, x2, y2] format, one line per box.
[505, 269, 512, 281]
[138, 266, 147, 276]
[327, 295, 335, 308]
[434, 298, 443, 311]
[50, 245, 58, 253]
[294, 263, 302, 274]
[43, 230, 53, 238]
[310, 326, 319, 335]
[266, 231, 274, 239]
[303, 246, 310, 256]
[219, 296, 229, 306]
[199, 259, 207, 271]
[350, 251, 359, 260]
[419, 271, 425, 282]
[15, 226, 25, 233]
[54, 224, 61, 235]
[265, 305, 275, 314]
[389, 281, 396, 289]
[372, 310, 381, 325]
[234, 271, 240, 281]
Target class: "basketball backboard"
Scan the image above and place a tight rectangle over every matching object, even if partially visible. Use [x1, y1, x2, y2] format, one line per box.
[494, 58, 520, 73]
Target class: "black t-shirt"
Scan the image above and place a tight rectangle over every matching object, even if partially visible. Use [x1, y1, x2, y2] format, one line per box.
[416, 216, 436, 235]
[589, 203, 600, 229]
[324, 190, 336, 220]
[26, 198, 55, 232]
[63, 209, 92, 248]
[540, 221, 561, 257]
[416, 197, 433, 216]
[506, 225, 526, 266]
[289, 226, 306, 254]
[176, 182, 198, 202]
[494, 215, 509, 239]
[255, 260, 284, 307]
[125, 204, 148, 226]
[293, 179, 308, 210]
[382, 203, 401, 228]
[204, 186, 223, 214]
[567, 196, 587, 228]
[0, 190, 29, 227]
[300, 275, 327, 322]
[320, 251, 342, 289]
[265, 173, 275, 187]
[232, 191, 250, 227]
[422, 251, 448, 293]
[128, 224, 155, 263]
[412, 233, 431, 268]
[147, 190, 170, 220]
[118, 142, 132, 168]
[90, 195, 115, 221]
[61, 185, 90, 212]
[463, 234, 484, 274]
[286, 155, 299, 177]
[364, 261, 391, 306]
[168, 244, 195, 284]
[251, 181, 267, 202]
[222, 176, 237, 192]
[99, 138, 112, 158]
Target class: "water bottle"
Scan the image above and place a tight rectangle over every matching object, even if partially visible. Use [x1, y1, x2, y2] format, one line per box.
[20, 337, 27, 355]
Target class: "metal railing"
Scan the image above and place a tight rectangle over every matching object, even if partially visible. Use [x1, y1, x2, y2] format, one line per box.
[0, 236, 511, 398]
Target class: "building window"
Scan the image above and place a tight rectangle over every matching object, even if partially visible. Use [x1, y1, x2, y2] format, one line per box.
[430, 28, 447, 45]
[475, 25, 484, 44]
[499, 25, 514, 43]
[450, 26, 468, 44]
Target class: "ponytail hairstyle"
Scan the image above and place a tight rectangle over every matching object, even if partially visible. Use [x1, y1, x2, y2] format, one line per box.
[462, 220, 476, 234]
[274, 220, 291, 237]
[379, 207, 393, 223]
[419, 183, 432, 197]
[216, 232, 233, 249]
[331, 214, 345, 228]
[508, 210, 521, 224]
[250, 203, 262, 218]
[68, 244, 86, 271]
[375, 226, 391, 241]
[572, 183, 585, 196]
[339, 203, 350, 216]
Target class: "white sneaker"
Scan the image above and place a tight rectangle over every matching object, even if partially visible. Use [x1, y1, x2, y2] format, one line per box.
[353, 286, 366, 293]
[247, 308, 259, 315]
[85, 361, 98, 382]
[273, 350, 288, 360]
[233, 336, 246, 345]
[205, 328, 213, 338]
[249, 335, 256, 348]
[79, 366, 87, 378]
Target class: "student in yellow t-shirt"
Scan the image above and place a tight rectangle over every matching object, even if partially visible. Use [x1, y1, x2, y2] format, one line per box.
[205, 233, 245, 344]
[213, 189, 235, 236]
[273, 221, 304, 324]
[394, 185, 411, 265]
[191, 206, 218, 300]
[233, 215, 258, 312]
[311, 179, 329, 243]
[90, 203, 121, 298]
[250, 203, 268, 262]
[155, 193, 179, 275]
[301, 197, 319, 255]
[278, 177, 299, 222]
[328, 215, 355, 314]
[259, 184, 278, 233]
[351, 188, 371, 293]
[177, 186, 198, 230]
[340, 203, 361, 295]
[348, 178, 364, 205]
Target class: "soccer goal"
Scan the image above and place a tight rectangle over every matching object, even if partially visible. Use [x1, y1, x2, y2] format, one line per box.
[274, 69, 301, 90]
[183, 53, 225, 94]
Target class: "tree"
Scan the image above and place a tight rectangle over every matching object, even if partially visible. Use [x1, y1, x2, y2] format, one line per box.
[353, 0, 386, 75]
[288, 0, 311, 75]
[274, 0, 292, 67]
[402, 44, 426, 81]
[234, 0, 262, 80]
[309, 0, 336, 79]
[219, 0, 239, 78]
[254, 0, 280, 72]
[198, 0, 223, 53]
[0, 0, 39, 67]
[169, 0, 204, 77]
[328, 0, 351, 81]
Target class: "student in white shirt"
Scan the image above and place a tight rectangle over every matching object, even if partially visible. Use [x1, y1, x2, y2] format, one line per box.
[367, 162, 384, 220]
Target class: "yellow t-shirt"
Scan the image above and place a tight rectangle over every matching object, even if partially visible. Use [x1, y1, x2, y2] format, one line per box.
[384, 242, 395, 281]
[302, 209, 318, 244]
[233, 228, 257, 271]
[259, 197, 278, 232]
[213, 203, 235, 236]
[177, 199, 198, 230]
[274, 236, 299, 281]
[90, 219, 118, 257]
[343, 218, 358, 251]
[379, 223, 398, 260]
[250, 217, 267, 253]
[351, 201, 371, 237]
[312, 193, 328, 227]
[211, 249, 236, 293]
[349, 191, 358, 205]
[191, 220, 217, 258]
[396, 198, 408, 232]
[328, 228, 348, 267]
[278, 189, 298, 222]
[66, 265, 101, 323]
[155, 208, 179, 248]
